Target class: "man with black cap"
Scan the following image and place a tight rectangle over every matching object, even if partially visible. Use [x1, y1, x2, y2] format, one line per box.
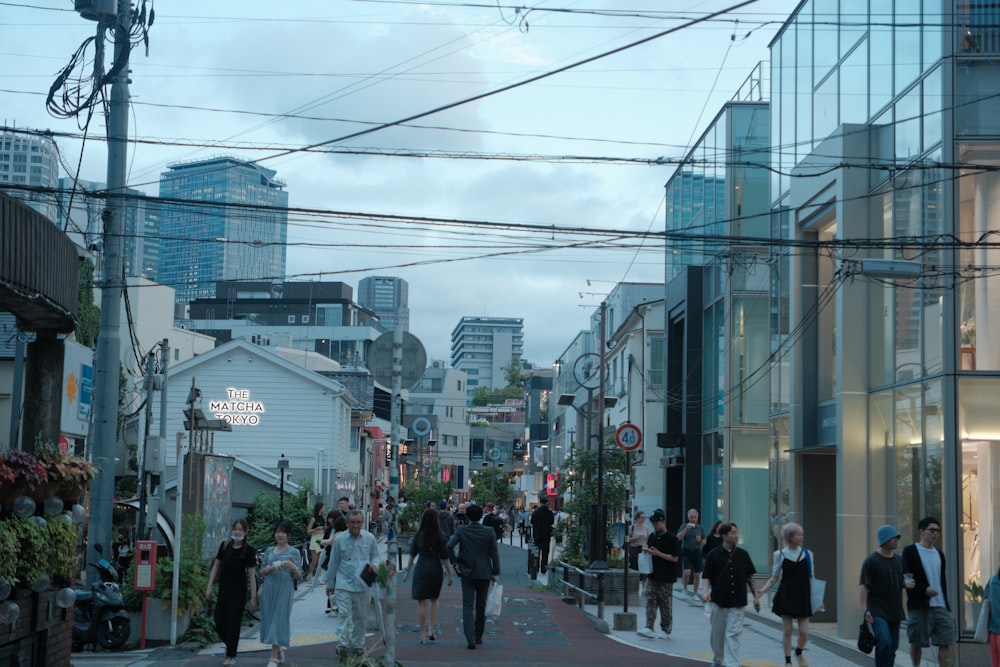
[636, 509, 680, 640]
[531, 497, 555, 574]
[859, 524, 915, 667]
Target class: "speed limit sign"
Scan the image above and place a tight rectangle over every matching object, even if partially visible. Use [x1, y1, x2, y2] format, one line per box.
[615, 423, 642, 452]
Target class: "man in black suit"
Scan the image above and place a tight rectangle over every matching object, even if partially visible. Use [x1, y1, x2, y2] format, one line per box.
[446, 503, 501, 649]
[530, 497, 555, 574]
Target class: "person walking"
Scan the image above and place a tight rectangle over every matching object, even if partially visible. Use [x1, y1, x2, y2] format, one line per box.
[320, 511, 345, 612]
[306, 501, 325, 582]
[859, 524, 913, 667]
[326, 509, 381, 661]
[438, 499, 456, 539]
[678, 508, 706, 599]
[258, 521, 303, 667]
[530, 497, 555, 574]
[755, 522, 816, 667]
[446, 503, 500, 650]
[403, 507, 454, 643]
[205, 518, 258, 667]
[701, 522, 759, 667]
[636, 509, 679, 640]
[703, 520, 723, 557]
[982, 564, 1000, 666]
[901, 517, 955, 667]
[628, 510, 651, 594]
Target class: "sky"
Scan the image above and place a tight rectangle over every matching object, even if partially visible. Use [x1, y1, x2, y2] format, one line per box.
[1, 0, 797, 366]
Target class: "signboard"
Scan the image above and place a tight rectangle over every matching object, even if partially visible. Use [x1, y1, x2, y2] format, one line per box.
[133, 540, 157, 591]
[615, 423, 642, 452]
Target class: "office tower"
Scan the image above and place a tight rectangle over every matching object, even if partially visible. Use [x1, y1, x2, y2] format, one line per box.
[450, 316, 523, 392]
[357, 276, 409, 332]
[158, 157, 288, 307]
[0, 127, 60, 221]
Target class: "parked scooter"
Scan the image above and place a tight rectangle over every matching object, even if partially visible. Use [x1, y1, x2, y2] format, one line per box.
[72, 544, 131, 651]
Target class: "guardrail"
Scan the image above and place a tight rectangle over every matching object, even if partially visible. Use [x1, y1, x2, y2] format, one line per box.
[554, 560, 606, 620]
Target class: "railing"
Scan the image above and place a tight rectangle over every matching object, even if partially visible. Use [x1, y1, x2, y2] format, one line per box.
[554, 561, 606, 620]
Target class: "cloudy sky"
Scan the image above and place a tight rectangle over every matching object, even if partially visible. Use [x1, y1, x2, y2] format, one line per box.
[2, 0, 795, 365]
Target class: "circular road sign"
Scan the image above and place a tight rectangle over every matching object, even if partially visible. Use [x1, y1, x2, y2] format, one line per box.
[615, 423, 643, 452]
[411, 416, 432, 437]
[487, 447, 501, 462]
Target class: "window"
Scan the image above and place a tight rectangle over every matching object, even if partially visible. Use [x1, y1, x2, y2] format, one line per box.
[301, 315, 310, 324]
[649, 336, 665, 388]
[287, 315, 295, 324]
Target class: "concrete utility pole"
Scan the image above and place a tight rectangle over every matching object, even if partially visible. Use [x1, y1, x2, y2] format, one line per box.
[89, 0, 131, 566]
[384, 325, 403, 664]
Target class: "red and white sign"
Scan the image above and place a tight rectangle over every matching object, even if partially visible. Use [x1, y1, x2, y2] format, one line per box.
[615, 423, 642, 452]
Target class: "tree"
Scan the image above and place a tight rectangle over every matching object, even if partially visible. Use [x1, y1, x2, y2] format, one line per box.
[558, 443, 629, 566]
[503, 357, 524, 389]
[397, 470, 455, 532]
[469, 466, 513, 507]
[247, 481, 315, 548]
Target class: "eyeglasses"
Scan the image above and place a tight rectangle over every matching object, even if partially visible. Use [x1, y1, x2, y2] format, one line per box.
[925, 527, 941, 533]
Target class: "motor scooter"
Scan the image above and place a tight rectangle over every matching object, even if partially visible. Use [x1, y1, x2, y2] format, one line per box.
[72, 544, 131, 651]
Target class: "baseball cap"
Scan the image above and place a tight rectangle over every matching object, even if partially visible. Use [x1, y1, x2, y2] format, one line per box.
[439, 500, 448, 510]
[649, 509, 666, 523]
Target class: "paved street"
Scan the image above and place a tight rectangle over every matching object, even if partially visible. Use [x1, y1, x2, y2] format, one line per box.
[70, 535, 883, 666]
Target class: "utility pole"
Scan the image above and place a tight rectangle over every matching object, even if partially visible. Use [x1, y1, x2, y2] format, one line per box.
[384, 325, 403, 665]
[590, 300, 608, 570]
[89, 0, 131, 567]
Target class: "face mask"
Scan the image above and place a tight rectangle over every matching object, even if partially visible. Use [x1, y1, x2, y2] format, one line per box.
[231, 534, 245, 541]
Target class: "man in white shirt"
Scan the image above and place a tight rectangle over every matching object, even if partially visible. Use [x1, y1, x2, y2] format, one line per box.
[326, 510, 381, 659]
[900, 516, 955, 667]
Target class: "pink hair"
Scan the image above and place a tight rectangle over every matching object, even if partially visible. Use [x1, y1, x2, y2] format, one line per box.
[782, 522, 803, 544]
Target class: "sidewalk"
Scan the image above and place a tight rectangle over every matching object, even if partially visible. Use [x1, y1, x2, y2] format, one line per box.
[70, 532, 933, 666]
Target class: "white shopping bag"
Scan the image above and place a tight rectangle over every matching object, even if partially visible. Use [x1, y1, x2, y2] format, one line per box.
[485, 582, 503, 617]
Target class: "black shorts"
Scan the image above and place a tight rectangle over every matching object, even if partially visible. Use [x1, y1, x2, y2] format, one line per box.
[681, 548, 703, 572]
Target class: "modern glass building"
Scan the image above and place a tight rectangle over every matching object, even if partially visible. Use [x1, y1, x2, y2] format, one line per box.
[158, 157, 288, 307]
[0, 128, 59, 222]
[767, 1, 995, 655]
[358, 276, 409, 332]
[663, 95, 772, 567]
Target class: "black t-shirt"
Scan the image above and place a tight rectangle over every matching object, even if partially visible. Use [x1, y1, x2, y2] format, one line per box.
[859, 551, 905, 621]
[646, 529, 680, 583]
[215, 540, 256, 591]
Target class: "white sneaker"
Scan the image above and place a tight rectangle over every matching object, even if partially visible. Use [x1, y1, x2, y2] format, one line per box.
[637, 627, 655, 639]
[654, 629, 669, 639]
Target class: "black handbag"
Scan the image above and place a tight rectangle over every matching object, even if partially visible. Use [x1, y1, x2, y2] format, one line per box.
[857, 621, 876, 654]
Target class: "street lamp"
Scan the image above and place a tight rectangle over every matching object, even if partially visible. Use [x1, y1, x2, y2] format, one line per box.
[278, 454, 289, 521]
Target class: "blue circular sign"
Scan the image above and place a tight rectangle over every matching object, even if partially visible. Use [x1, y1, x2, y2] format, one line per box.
[412, 416, 432, 436]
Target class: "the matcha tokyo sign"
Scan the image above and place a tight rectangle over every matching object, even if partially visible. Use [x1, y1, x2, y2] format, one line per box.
[209, 388, 266, 426]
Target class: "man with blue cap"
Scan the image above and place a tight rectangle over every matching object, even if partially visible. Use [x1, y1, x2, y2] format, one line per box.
[859, 524, 915, 667]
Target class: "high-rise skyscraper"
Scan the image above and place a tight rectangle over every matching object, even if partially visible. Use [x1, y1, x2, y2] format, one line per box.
[450, 316, 523, 392]
[55, 177, 160, 281]
[0, 128, 60, 221]
[158, 157, 288, 307]
[357, 276, 409, 332]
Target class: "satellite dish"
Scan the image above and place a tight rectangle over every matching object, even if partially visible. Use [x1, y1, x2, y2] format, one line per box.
[368, 332, 427, 389]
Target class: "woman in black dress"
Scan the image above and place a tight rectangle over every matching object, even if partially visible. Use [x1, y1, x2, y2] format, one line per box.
[755, 522, 815, 667]
[205, 518, 258, 667]
[403, 508, 453, 644]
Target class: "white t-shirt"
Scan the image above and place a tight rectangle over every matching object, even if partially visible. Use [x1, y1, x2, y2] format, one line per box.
[771, 546, 811, 582]
[916, 543, 946, 608]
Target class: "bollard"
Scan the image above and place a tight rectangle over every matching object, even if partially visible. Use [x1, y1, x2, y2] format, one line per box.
[527, 548, 538, 580]
[597, 571, 605, 620]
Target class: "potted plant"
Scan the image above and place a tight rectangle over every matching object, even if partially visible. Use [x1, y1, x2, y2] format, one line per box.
[37, 448, 97, 504]
[0, 449, 48, 512]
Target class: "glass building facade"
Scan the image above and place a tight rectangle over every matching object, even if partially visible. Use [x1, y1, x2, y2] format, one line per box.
[768, 1, 999, 655]
[664, 100, 772, 568]
[158, 157, 288, 306]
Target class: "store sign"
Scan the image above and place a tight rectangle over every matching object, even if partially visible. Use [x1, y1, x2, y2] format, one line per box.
[210, 388, 265, 426]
